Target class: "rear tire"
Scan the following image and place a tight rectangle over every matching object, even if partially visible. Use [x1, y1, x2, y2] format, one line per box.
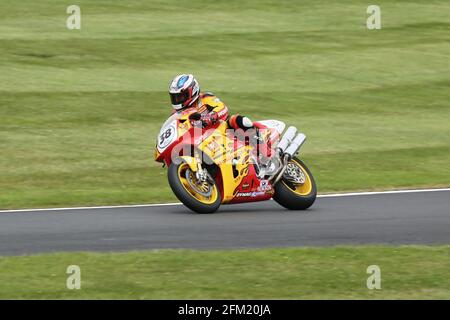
[168, 162, 221, 214]
[273, 157, 317, 210]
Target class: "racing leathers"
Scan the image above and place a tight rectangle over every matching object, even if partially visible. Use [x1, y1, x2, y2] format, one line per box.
[185, 92, 271, 158]
[186, 92, 249, 131]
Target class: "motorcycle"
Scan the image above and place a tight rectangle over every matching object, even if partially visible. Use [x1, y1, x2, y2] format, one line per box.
[154, 108, 317, 213]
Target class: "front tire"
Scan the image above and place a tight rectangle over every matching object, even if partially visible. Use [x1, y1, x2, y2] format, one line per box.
[168, 162, 221, 214]
[273, 157, 317, 210]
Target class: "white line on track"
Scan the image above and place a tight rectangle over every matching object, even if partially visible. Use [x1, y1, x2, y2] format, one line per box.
[0, 187, 449, 213]
[318, 188, 450, 198]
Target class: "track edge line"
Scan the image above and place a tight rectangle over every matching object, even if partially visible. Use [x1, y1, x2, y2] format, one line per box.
[1, 187, 449, 213]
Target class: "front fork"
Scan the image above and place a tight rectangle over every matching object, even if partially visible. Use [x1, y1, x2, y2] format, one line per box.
[270, 153, 291, 185]
[195, 151, 208, 182]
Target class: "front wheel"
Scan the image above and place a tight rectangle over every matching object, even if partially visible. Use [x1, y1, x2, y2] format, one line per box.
[168, 161, 221, 214]
[273, 157, 317, 210]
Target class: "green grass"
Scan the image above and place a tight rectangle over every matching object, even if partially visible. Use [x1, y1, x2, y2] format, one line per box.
[1, 2, 449, 301]
[1, 245, 449, 299]
[1, 0, 450, 209]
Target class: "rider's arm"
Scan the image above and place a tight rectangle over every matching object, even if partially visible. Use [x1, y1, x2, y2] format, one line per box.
[200, 108, 219, 127]
[189, 108, 220, 127]
[198, 100, 229, 127]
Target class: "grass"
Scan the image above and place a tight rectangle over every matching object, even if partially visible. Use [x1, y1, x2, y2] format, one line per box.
[0, 245, 449, 299]
[1, 0, 450, 209]
[1, 2, 449, 301]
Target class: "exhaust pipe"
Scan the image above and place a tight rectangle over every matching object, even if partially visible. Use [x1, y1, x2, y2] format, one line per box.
[277, 126, 297, 152]
[284, 133, 306, 157]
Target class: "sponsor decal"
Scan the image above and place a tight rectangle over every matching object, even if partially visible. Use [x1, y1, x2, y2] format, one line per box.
[236, 192, 252, 197]
[242, 182, 250, 190]
[236, 191, 266, 198]
[259, 180, 271, 191]
[251, 191, 266, 197]
[207, 140, 219, 153]
[217, 106, 228, 118]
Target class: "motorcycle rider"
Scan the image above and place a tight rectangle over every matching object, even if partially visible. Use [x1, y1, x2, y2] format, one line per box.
[168, 74, 272, 159]
[168, 74, 254, 131]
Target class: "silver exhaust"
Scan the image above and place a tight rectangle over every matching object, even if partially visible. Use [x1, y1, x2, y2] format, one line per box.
[277, 126, 297, 152]
[284, 133, 306, 157]
[270, 127, 307, 184]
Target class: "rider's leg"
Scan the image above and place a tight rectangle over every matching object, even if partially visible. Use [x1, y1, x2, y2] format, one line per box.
[228, 115, 272, 160]
[227, 114, 253, 131]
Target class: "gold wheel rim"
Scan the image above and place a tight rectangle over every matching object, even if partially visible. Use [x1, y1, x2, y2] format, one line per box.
[281, 159, 313, 196]
[178, 163, 219, 205]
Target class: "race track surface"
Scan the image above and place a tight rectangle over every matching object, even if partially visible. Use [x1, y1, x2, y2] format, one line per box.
[0, 190, 449, 255]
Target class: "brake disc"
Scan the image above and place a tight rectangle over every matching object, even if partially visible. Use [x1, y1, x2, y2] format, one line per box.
[283, 162, 306, 184]
[185, 168, 213, 197]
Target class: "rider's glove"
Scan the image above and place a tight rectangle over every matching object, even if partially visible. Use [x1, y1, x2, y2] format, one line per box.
[201, 112, 219, 127]
[188, 112, 203, 127]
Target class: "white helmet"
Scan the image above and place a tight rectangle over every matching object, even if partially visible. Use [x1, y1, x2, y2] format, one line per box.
[168, 74, 200, 110]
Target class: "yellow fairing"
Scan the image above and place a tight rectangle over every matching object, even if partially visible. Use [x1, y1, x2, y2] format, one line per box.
[153, 148, 160, 161]
[171, 112, 251, 204]
[198, 122, 251, 203]
[179, 156, 198, 172]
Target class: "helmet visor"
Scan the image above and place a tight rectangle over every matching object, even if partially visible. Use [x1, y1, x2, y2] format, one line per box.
[170, 91, 189, 106]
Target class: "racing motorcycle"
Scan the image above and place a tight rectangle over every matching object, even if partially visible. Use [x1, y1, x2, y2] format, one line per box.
[154, 109, 317, 213]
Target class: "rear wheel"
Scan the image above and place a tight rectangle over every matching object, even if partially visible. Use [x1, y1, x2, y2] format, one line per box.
[273, 157, 317, 210]
[168, 162, 221, 213]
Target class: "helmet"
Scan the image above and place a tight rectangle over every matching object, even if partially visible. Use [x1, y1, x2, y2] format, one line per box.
[168, 74, 200, 110]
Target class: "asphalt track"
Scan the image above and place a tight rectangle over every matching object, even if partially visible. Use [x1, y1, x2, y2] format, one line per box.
[0, 190, 449, 256]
